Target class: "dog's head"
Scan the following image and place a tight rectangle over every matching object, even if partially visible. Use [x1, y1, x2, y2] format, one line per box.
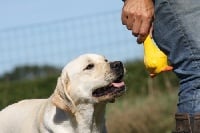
[52, 54, 126, 112]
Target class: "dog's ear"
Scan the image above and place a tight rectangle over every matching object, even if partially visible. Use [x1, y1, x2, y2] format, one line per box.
[51, 73, 76, 114]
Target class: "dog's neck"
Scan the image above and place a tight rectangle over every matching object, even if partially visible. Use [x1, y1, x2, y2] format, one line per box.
[51, 87, 107, 133]
[74, 103, 106, 133]
[45, 99, 107, 133]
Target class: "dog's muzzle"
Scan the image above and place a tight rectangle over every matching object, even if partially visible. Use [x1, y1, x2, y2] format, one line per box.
[110, 61, 124, 80]
[92, 61, 126, 102]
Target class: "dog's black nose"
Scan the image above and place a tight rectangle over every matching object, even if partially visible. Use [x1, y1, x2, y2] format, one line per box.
[110, 61, 124, 78]
[110, 61, 123, 70]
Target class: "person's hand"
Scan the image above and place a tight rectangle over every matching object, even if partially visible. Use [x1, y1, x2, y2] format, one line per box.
[121, 0, 154, 44]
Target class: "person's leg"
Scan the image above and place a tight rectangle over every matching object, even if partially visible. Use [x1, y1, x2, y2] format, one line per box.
[154, 0, 200, 115]
[153, 0, 200, 132]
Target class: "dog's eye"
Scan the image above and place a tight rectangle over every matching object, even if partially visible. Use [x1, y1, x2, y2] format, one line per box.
[84, 64, 94, 70]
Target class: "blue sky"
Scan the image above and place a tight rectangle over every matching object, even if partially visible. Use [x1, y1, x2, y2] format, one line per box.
[0, 0, 143, 75]
[0, 0, 123, 29]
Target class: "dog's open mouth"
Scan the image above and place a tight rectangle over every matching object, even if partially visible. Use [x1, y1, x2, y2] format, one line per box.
[92, 80, 126, 98]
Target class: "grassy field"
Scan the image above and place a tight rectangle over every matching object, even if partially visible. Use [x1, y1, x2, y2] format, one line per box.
[106, 91, 177, 133]
[0, 61, 179, 132]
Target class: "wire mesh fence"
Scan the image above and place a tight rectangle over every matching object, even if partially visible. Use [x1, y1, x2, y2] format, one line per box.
[0, 10, 143, 76]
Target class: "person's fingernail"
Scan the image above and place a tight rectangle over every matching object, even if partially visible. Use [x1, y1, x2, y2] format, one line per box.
[127, 26, 132, 30]
[137, 37, 143, 44]
[132, 32, 138, 37]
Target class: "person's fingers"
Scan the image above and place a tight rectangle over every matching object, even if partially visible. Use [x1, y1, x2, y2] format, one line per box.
[137, 35, 146, 44]
[149, 23, 153, 38]
[137, 19, 152, 43]
[141, 19, 151, 35]
[122, 5, 134, 30]
[121, 7, 128, 25]
[126, 14, 134, 30]
[132, 16, 142, 37]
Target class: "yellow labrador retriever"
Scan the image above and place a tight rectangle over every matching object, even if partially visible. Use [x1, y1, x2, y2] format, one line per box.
[0, 53, 126, 133]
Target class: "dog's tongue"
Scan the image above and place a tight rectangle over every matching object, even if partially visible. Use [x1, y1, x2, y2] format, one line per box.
[111, 81, 125, 88]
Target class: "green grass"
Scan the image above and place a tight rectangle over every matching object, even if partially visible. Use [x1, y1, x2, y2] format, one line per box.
[106, 91, 178, 133]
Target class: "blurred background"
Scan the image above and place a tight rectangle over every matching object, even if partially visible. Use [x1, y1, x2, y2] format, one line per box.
[0, 0, 179, 133]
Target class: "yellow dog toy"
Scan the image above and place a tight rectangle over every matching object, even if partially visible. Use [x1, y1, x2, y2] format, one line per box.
[143, 35, 173, 77]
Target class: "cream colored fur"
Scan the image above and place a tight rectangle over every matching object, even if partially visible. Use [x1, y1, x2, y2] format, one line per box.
[0, 53, 124, 133]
